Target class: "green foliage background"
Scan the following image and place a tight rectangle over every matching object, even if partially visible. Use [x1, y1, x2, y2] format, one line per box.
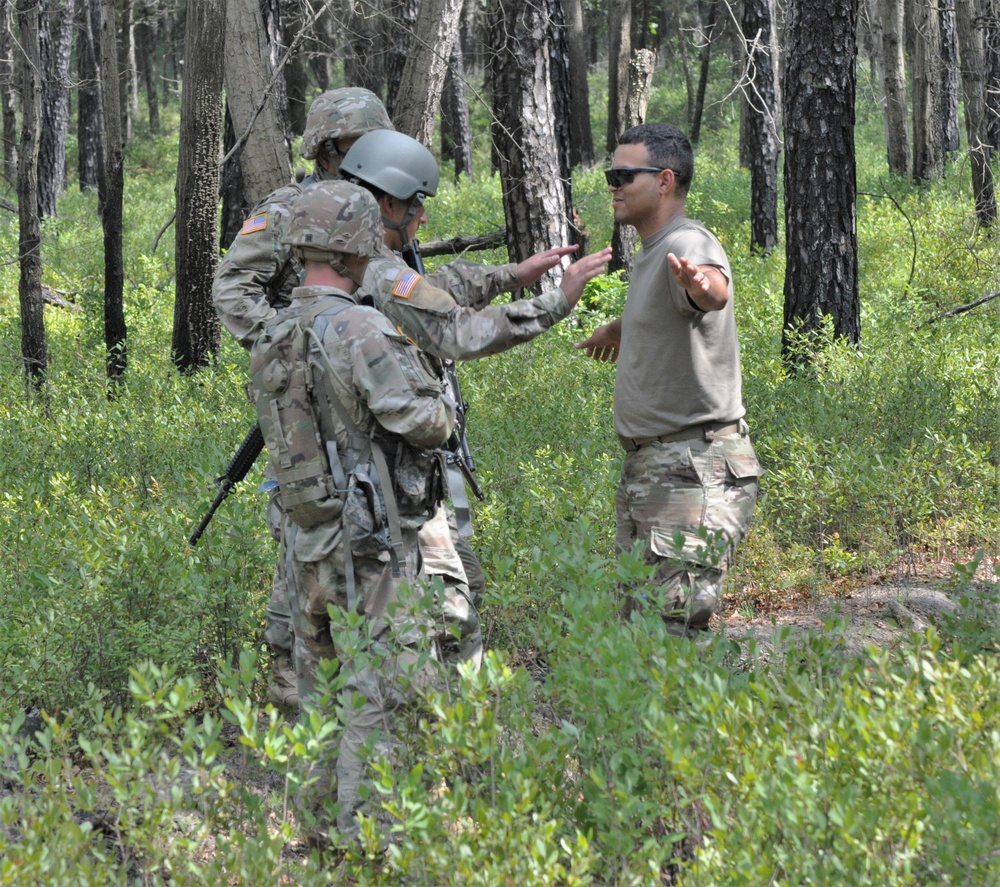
[0, 63, 997, 884]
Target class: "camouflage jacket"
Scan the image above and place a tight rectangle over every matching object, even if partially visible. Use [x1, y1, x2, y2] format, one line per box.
[213, 176, 530, 350]
[288, 286, 454, 455]
[362, 248, 571, 361]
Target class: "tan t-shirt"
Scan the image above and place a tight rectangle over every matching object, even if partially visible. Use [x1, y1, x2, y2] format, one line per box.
[614, 215, 746, 439]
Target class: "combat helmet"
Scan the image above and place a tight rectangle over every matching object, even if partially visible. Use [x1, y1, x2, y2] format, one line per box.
[339, 130, 440, 201]
[283, 181, 383, 277]
[300, 88, 394, 161]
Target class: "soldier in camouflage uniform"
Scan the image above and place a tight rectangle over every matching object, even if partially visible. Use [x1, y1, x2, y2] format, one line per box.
[338, 128, 612, 666]
[576, 123, 764, 636]
[250, 180, 455, 845]
[213, 88, 393, 709]
[215, 90, 608, 706]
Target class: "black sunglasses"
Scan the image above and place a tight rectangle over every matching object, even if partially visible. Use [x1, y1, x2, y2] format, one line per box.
[604, 166, 668, 188]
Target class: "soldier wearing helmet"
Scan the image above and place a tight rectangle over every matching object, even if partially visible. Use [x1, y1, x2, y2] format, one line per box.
[339, 129, 612, 363]
[252, 179, 456, 847]
[212, 88, 396, 712]
[213, 90, 608, 711]
[337, 129, 612, 675]
[213, 87, 394, 348]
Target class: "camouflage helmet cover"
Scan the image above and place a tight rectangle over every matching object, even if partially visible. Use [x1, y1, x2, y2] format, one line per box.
[283, 180, 384, 260]
[300, 88, 394, 160]
[339, 130, 440, 200]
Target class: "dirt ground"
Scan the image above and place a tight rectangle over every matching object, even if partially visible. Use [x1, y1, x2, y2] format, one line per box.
[716, 555, 998, 663]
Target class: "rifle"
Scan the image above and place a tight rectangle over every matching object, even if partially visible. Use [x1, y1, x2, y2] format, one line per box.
[188, 424, 265, 546]
[400, 240, 485, 503]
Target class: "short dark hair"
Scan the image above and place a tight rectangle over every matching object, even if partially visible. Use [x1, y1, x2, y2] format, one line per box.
[618, 123, 694, 195]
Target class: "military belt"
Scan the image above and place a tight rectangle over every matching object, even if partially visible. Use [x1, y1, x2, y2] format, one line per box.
[618, 420, 741, 453]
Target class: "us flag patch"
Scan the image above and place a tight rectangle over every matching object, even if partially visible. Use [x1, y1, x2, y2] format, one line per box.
[240, 213, 268, 235]
[391, 270, 421, 299]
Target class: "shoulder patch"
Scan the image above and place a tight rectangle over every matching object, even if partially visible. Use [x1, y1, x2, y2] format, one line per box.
[391, 270, 421, 299]
[240, 213, 268, 235]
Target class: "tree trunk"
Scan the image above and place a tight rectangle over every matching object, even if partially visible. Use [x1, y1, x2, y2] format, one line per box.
[913, 0, 944, 180]
[16, 0, 47, 386]
[223, 0, 291, 208]
[99, 0, 126, 380]
[134, 10, 159, 133]
[172, 0, 224, 372]
[741, 0, 781, 254]
[385, 0, 420, 119]
[306, 9, 335, 91]
[547, 0, 582, 248]
[607, 0, 632, 153]
[690, 0, 720, 144]
[565, 0, 594, 168]
[674, 0, 695, 125]
[76, 0, 103, 190]
[345, 1, 386, 98]
[610, 49, 656, 276]
[281, 0, 308, 135]
[393, 0, 463, 144]
[220, 104, 249, 252]
[440, 40, 472, 180]
[117, 0, 134, 143]
[782, 0, 860, 362]
[956, 0, 997, 224]
[873, 0, 911, 175]
[489, 0, 567, 294]
[1, 0, 18, 184]
[983, 0, 1000, 151]
[940, 0, 961, 154]
[37, 0, 74, 219]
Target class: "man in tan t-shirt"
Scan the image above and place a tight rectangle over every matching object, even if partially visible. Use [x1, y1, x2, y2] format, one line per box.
[576, 123, 764, 636]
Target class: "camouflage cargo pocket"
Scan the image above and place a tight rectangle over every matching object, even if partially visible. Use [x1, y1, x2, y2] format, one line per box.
[649, 525, 729, 571]
[722, 437, 764, 487]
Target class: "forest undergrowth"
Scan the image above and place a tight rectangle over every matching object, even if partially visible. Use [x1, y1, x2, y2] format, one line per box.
[0, 83, 997, 885]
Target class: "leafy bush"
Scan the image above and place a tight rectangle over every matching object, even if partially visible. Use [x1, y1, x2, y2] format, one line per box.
[0, 67, 998, 884]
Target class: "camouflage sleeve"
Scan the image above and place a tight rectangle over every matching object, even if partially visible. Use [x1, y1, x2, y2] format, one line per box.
[363, 254, 571, 362]
[423, 258, 521, 310]
[212, 184, 302, 348]
[336, 309, 455, 451]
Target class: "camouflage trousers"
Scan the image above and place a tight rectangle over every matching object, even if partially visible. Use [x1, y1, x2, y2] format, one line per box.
[263, 489, 293, 653]
[615, 426, 762, 634]
[288, 521, 442, 843]
[263, 498, 484, 685]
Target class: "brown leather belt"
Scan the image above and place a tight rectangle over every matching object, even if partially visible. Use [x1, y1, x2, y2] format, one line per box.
[618, 420, 741, 453]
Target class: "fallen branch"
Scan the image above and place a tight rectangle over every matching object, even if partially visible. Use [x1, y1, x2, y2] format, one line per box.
[920, 290, 1000, 326]
[42, 284, 82, 312]
[419, 229, 505, 257]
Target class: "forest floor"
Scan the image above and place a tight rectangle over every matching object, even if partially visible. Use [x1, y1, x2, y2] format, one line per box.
[717, 551, 998, 664]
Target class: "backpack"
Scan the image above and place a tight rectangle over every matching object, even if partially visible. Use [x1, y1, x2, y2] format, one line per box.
[249, 298, 353, 530]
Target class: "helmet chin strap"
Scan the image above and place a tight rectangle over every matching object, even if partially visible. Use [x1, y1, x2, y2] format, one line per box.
[328, 255, 365, 289]
[381, 195, 422, 250]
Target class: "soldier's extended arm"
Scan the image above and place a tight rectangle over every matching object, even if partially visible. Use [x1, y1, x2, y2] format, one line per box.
[422, 245, 578, 310]
[365, 253, 569, 361]
[365, 248, 611, 362]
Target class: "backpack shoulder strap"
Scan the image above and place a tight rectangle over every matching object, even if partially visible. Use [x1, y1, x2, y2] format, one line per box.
[305, 300, 407, 578]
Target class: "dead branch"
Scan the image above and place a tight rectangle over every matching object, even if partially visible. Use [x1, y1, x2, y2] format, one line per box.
[418, 229, 505, 257]
[920, 290, 1000, 326]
